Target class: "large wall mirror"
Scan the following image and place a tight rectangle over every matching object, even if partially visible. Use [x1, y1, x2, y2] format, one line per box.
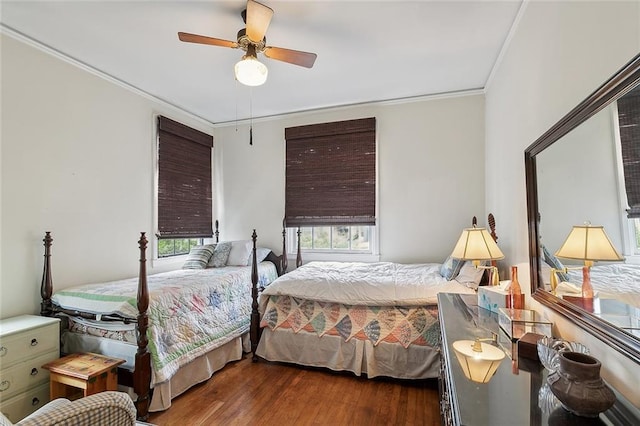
[525, 52, 640, 364]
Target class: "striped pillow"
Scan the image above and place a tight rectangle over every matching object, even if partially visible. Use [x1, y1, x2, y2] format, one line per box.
[182, 244, 216, 269]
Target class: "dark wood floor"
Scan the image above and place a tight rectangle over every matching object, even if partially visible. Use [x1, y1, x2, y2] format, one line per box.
[147, 355, 441, 425]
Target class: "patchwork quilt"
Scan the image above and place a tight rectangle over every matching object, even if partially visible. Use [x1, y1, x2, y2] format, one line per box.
[53, 263, 278, 385]
[261, 295, 441, 348]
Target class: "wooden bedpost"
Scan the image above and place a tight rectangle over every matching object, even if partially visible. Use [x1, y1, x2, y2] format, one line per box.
[214, 220, 220, 243]
[40, 232, 54, 317]
[296, 227, 302, 269]
[281, 219, 288, 274]
[250, 230, 260, 362]
[134, 232, 151, 421]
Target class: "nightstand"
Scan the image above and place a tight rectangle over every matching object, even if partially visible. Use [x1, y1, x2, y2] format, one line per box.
[0, 315, 60, 423]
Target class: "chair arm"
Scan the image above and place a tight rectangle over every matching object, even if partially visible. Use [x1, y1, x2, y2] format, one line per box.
[18, 391, 136, 426]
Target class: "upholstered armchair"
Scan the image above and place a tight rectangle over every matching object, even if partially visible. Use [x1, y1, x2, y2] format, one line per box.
[0, 391, 136, 426]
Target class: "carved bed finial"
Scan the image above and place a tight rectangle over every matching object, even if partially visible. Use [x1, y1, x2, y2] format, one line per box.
[488, 213, 497, 242]
[40, 232, 54, 317]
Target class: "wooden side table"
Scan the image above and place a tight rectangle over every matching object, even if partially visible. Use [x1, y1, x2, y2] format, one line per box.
[42, 352, 125, 400]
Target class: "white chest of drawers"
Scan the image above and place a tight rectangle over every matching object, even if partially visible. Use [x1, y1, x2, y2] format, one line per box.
[0, 315, 60, 423]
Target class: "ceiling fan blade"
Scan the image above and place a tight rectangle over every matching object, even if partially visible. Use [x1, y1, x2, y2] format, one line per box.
[178, 32, 238, 49]
[264, 46, 317, 68]
[246, 0, 273, 42]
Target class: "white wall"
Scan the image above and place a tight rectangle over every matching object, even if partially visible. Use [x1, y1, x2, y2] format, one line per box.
[0, 34, 214, 318]
[486, 1, 640, 405]
[214, 94, 486, 265]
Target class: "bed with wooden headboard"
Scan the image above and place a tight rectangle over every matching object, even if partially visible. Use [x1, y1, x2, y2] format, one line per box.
[252, 214, 499, 379]
[40, 224, 284, 420]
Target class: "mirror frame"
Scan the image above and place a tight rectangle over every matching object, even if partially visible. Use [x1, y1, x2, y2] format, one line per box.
[525, 52, 640, 364]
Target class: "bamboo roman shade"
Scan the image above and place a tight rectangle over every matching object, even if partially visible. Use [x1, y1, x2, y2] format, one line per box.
[157, 116, 214, 238]
[285, 117, 376, 227]
[618, 86, 640, 218]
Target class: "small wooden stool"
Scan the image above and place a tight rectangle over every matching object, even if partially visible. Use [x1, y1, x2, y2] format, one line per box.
[42, 352, 125, 400]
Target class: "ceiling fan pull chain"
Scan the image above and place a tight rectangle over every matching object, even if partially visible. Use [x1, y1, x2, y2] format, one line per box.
[249, 87, 253, 146]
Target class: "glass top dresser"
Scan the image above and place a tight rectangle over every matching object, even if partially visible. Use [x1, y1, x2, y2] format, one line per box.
[437, 293, 640, 426]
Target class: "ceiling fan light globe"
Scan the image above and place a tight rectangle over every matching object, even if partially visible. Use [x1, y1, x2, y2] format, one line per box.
[234, 57, 268, 86]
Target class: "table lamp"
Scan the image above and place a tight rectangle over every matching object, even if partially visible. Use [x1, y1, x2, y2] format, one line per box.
[555, 223, 623, 298]
[452, 337, 506, 383]
[451, 226, 505, 285]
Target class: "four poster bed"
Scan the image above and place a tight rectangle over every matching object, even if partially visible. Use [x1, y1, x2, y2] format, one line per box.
[254, 215, 499, 380]
[40, 226, 284, 420]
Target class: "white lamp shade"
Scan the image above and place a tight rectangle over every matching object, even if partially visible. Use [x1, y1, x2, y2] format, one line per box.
[555, 224, 623, 262]
[452, 340, 505, 383]
[450, 227, 504, 261]
[234, 56, 268, 86]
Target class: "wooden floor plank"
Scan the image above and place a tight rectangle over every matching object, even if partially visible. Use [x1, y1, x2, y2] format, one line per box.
[148, 355, 440, 425]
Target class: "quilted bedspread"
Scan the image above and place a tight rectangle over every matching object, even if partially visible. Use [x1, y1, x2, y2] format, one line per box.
[259, 261, 477, 348]
[261, 296, 441, 347]
[52, 263, 278, 385]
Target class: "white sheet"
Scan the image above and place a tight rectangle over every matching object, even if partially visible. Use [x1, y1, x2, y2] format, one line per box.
[260, 261, 476, 310]
[565, 263, 640, 308]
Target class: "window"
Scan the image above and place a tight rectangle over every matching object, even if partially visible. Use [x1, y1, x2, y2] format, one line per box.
[157, 238, 203, 258]
[156, 116, 213, 257]
[285, 118, 377, 258]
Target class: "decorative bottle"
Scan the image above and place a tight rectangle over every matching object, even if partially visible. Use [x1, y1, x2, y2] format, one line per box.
[582, 266, 594, 299]
[508, 265, 523, 309]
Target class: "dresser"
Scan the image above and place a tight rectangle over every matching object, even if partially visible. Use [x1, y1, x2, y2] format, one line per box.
[437, 293, 640, 426]
[0, 315, 60, 423]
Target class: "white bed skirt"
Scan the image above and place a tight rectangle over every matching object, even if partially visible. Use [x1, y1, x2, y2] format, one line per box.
[62, 331, 250, 412]
[256, 327, 440, 380]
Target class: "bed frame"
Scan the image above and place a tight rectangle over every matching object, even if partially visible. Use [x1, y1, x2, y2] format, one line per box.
[40, 222, 285, 420]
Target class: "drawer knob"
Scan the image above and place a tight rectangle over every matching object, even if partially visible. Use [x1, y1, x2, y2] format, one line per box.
[32, 397, 40, 406]
[0, 346, 7, 357]
[31, 367, 39, 376]
[30, 338, 38, 346]
[0, 379, 10, 392]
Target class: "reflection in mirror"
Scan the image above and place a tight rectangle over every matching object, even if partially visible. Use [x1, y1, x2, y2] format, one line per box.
[537, 85, 640, 337]
[526, 52, 640, 363]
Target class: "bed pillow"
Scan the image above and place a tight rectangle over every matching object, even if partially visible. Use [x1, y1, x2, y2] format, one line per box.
[455, 261, 486, 289]
[209, 242, 232, 267]
[182, 244, 216, 269]
[247, 247, 272, 266]
[227, 240, 253, 266]
[440, 255, 464, 280]
[542, 245, 570, 282]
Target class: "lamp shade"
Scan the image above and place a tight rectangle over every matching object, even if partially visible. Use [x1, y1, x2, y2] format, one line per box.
[452, 339, 505, 383]
[234, 56, 268, 86]
[450, 227, 505, 261]
[555, 224, 623, 262]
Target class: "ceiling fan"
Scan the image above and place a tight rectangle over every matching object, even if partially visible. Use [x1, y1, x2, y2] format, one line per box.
[178, 0, 317, 86]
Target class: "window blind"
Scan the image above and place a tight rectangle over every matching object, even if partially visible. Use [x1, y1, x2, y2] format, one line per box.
[618, 86, 640, 218]
[157, 116, 214, 238]
[285, 117, 376, 227]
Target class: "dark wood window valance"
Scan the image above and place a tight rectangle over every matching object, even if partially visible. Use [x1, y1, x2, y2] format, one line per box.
[285, 117, 376, 227]
[618, 86, 640, 218]
[157, 115, 214, 238]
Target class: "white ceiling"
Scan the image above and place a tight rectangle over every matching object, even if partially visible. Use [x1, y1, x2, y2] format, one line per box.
[0, 1, 523, 124]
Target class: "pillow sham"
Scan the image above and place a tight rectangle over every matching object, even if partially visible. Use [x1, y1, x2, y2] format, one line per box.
[182, 244, 216, 269]
[247, 247, 272, 266]
[542, 245, 570, 282]
[227, 240, 253, 266]
[455, 261, 486, 289]
[209, 242, 232, 267]
[440, 255, 464, 280]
